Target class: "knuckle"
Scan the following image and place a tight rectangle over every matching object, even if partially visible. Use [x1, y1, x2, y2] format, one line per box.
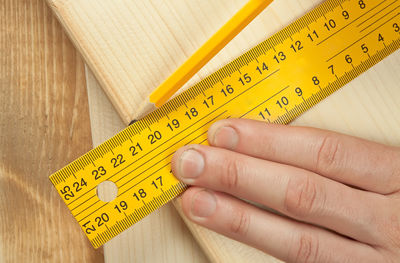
[288, 232, 321, 263]
[229, 207, 250, 237]
[284, 175, 321, 218]
[315, 135, 342, 173]
[221, 159, 244, 190]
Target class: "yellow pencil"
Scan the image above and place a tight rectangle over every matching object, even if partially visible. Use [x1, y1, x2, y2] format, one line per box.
[134, 0, 273, 119]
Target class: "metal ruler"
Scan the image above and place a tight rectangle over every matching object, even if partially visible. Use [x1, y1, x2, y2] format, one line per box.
[49, 0, 400, 248]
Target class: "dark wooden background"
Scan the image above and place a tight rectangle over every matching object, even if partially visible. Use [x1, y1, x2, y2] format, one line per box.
[0, 0, 104, 261]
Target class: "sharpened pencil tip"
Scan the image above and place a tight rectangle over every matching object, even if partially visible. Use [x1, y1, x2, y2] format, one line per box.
[129, 119, 138, 126]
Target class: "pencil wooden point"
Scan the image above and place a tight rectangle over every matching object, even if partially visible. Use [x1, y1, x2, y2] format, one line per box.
[134, 99, 157, 120]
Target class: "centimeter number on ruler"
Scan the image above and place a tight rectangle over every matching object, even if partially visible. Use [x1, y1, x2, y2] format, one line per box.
[50, 0, 400, 248]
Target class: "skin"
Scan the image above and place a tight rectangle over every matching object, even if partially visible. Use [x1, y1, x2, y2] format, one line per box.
[171, 119, 400, 263]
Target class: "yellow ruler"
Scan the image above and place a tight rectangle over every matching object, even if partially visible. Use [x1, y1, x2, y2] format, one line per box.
[50, 0, 400, 248]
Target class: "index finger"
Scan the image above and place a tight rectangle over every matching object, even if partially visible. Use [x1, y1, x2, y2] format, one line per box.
[207, 119, 400, 194]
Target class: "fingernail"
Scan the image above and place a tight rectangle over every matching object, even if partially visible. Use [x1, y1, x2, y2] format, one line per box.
[178, 149, 204, 183]
[209, 124, 239, 150]
[191, 190, 217, 218]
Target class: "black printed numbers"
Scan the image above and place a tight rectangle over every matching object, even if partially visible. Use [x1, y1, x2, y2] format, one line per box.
[61, 185, 75, 200]
[185, 108, 198, 119]
[238, 74, 252, 86]
[114, 201, 128, 213]
[221, 85, 234, 96]
[133, 189, 147, 201]
[111, 154, 125, 168]
[202, 96, 214, 108]
[256, 62, 269, 74]
[342, 10, 350, 20]
[276, 97, 289, 108]
[290, 41, 303, 52]
[92, 166, 106, 180]
[258, 108, 271, 120]
[312, 76, 320, 86]
[129, 143, 143, 156]
[295, 87, 303, 97]
[95, 213, 109, 227]
[83, 221, 96, 234]
[307, 30, 319, 42]
[328, 65, 335, 75]
[345, 54, 353, 64]
[359, 0, 366, 9]
[394, 23, 400, 33]
[273, 51, 286, 63]
[167, 119, 180, 131]
[361, 44, 369, 53]
[324, 19, 336, 31]
[151, 176, 163, 189]
[73, 178, 87, 193]
[148, 131, 162, 144]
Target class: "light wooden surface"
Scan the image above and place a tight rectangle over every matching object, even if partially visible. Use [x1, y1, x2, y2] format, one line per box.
[0, 0, 104, 262]
[46, 0, 324, 124]
[86, 67, 209, 263]
[46, 0, 400, 262]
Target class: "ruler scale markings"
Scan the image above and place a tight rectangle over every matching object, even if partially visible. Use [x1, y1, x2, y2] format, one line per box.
[360, 5, 400, 33]
[69, 67, 280, 207]
[72, 107, 226, 206]
[73, 109, 229, 216]
[49, 0, 400, 248]
[240, 85, 290, 118]
[77, 162, 171, 216]
[327, 13, 400, 62]
[317, 1, 392, 45]
[357, 0, 397, 27]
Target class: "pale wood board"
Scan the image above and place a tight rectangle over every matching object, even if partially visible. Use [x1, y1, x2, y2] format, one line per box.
[46, 0, 324, 123]
[0, 0, 104, 261]
[45, 0, 400, 262]
[85, 66, 209, 263]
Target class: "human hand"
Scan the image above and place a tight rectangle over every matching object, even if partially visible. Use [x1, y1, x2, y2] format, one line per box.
[171, 119, 400, 262]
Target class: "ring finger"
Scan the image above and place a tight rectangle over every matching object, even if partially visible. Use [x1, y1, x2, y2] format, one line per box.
[171, 144, 386, 245]
[180, 187, 381, 263]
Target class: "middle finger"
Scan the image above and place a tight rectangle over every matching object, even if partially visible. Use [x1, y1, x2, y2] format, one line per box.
[172, 144, 386, 245]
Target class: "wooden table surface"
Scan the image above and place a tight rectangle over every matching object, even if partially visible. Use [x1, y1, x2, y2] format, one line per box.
[0, 0, 104, 261]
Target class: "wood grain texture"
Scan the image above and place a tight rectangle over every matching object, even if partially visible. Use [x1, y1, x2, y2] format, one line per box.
[86, 67, 208, 263]
[72, 1, 309, 261]
[47, 0, 400, 262]
[292, 53, 400, 145]
[0, 0, 104, 262]
[46, 0, 322, 123]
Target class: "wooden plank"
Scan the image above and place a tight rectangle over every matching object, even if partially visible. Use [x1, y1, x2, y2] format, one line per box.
[0, 0, 104, 262]
[46, 0, 322, 124]
[86, 67, 209, 263]
[47, 0, 400, 262]
[74, 1, 305, 261]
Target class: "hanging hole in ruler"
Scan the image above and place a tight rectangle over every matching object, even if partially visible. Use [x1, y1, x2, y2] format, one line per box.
[96, 181, 118, 202]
